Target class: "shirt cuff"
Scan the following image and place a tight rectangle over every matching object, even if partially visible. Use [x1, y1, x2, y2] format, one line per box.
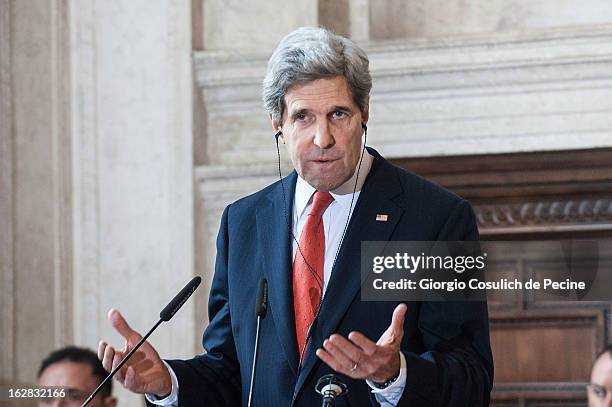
[144, 360, 179, 406]
[366, 351, 407, 406]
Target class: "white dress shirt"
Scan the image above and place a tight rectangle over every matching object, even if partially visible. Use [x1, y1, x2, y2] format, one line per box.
[148, 149, 407, 406]
[292, 150, 406, 406]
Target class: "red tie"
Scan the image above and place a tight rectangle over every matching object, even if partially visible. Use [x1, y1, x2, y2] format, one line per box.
[293, 191, 334, 360]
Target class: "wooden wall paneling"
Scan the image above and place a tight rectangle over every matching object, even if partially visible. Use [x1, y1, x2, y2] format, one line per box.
[392, 148, 612, 405]
[491, 309, 603, 382]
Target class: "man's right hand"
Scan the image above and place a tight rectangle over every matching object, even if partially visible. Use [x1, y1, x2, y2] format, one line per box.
[98, 309, 172, 398]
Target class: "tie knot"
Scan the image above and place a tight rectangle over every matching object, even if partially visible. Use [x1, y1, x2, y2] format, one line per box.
[308, 191, 333, 218]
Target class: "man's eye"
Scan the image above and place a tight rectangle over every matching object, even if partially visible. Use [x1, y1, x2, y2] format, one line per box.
[296, 113, 308, 121]
[332, 111, 347, 118]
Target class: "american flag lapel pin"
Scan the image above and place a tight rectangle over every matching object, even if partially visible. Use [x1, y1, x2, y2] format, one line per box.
[376, 214, 389, 222]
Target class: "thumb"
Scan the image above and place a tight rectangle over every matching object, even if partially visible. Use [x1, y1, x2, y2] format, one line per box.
[389, 303, 407, 341]
[108, 309, 141, 343]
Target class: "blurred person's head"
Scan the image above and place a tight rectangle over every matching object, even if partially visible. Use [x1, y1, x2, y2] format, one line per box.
[588, 345, 612, 407]
[37, 346, 116, 407]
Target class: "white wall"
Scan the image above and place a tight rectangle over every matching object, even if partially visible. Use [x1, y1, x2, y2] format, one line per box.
[1, 1, 195, 406]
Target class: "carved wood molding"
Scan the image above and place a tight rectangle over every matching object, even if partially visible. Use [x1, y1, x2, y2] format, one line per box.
[394, 148, 612, 235]
[493, 381, 588, 393]
[492, 382, 587, 405]
[475, 198, 612, 230]
[490, 310, 603, 329]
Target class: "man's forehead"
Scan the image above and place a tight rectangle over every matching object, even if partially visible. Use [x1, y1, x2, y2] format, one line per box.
[284, 77, 355, 113]
[39, 361, 95, 386]
[591, 352, 612, 383]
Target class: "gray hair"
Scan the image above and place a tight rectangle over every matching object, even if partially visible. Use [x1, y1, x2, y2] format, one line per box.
[263, 26, 372, 123]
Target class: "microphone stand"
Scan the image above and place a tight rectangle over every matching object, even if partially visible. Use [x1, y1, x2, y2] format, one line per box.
[247, 278, 268, 407]
[247, 314, 263, 407]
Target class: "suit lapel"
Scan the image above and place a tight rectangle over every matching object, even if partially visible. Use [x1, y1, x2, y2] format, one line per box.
[294, 151, 406, 396]
[257, 171, 300, 376]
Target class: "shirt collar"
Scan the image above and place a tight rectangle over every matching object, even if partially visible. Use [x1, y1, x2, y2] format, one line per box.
[294, 149, 374, 218]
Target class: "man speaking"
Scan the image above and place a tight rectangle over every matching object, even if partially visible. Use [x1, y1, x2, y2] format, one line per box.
[98, 27, 493, 406]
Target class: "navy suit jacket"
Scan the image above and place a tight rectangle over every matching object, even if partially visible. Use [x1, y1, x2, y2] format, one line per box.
[164, 148, 493, 406]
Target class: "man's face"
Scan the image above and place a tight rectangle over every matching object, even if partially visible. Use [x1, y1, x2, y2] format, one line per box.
[589, 352, 612, 407]
[273, 76, 368, 192]
[38, 361, 116, 407]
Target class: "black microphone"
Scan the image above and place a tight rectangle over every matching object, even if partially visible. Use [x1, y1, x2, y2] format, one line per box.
[81, 276, 202, 407]
[254, 278, 268, 318]
[316, 374, 348, 407]
[247, 278, 268, 407]
[160, 276, 202, 321]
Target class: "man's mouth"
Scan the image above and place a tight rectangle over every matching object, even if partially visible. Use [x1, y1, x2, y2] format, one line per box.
[312, 158, 338, 164]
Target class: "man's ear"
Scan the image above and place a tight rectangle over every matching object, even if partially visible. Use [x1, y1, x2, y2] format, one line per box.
[361, 106, 369, 127]
[269, 113, 278, 131]
[269, 113, 284, 143]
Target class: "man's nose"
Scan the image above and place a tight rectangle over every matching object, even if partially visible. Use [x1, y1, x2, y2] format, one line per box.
[313, 120, 334, 149]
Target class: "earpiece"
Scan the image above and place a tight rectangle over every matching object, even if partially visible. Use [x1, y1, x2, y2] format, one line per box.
[361, 122, 367, 133]
[274, 130, 282, 141]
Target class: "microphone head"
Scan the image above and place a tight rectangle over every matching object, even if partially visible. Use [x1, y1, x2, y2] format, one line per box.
[159, 276, 202, 321]
[255, 278, 268, 318]
[315, 374, 348, 398]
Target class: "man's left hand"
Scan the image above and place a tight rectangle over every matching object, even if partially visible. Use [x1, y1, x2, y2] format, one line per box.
[316, 303, 407, 383]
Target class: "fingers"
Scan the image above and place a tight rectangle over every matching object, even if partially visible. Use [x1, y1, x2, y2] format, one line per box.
[317, 334, 377, 378]
[98, 340, 107, 361]
[316, 348, 352, 377]
[323, 338, 360, 371]
[108, 309, 141, 343]
[389, 303, 407, 341]
[113, 351, 127, 382]
[101, 343, 115, 373]
[347, 332, 377, 355]
[123, 365, 137, 390]
[327, 334, 363, 360]
[317, 328, 403, 382]
[100, 340, 129, 383]
[316, 306, 407, 382]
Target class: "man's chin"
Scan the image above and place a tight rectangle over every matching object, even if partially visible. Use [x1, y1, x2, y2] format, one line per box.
[299, 163, 354, 191]
[303, 175, 349, 192]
